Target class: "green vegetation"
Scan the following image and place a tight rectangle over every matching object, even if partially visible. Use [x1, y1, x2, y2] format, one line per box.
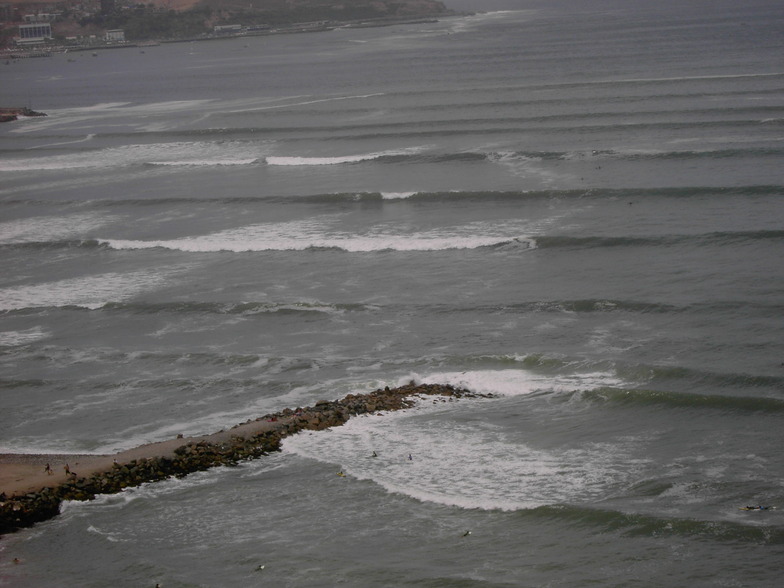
[81, 6, 214, 40]
[75, 1, 448, 42]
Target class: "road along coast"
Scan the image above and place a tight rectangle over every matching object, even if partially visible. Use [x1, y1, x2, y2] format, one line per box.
[0, 383, 488, 535]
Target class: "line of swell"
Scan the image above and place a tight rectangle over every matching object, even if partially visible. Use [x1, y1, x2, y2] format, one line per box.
[528, 504, 784, 544]
[6, 298, 783, 319]
[371, 148, 784, 164]
[15, 232, 772, 254]
[438, 299, 682, 314]
[533, 230, 784, 249]
[0, 239, 109, 252]
[618, 363, 784, 391]
[483, 353, 784, 389]
[0, 301, 370, 315]
[101, 108, 784, 138]
[103, 301, 371, 315]
[5, 185, 784, 207]
[454, 354, 784, 394]
[311, 119, 780, 141]
[581, 387, 784, 413]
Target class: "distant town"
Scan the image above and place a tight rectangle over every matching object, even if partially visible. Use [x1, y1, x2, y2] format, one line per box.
[1, 0, 455, 55]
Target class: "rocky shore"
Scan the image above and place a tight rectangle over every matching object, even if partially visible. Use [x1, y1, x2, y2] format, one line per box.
[0, 383, 488, 535]
[0, 107, 47, 123]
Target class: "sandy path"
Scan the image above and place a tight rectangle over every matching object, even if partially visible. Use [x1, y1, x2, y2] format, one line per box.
[0, 416, 286, 497]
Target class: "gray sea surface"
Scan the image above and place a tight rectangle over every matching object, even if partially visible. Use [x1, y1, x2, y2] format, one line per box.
[1, 0, 784, 585]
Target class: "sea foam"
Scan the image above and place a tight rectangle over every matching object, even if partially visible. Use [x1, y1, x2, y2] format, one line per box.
[284, 396, 639, 510]
[98, 217, 533, 253]
[282, 367, 631, 511]
[0, 212, 117, 244]
[265, 146, 422, 166]
[0, 141, 268, 172]
[0, 269, 173, 311]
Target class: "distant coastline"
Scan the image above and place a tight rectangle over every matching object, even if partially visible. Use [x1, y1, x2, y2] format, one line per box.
[1, 0, 468, 56]
[1, 12, 468, 61]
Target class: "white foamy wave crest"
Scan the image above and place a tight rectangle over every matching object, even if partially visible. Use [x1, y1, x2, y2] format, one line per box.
[267, 154, 378, 166]
[147, 159, 260, 167]
[0, 327, 49, 346]
[0, 141, 268, 172]
[10, 100, 214, 134]
[98, 218, 532, 253]
[30, 134, 96, 150]
[61, 469, 224, 521]
[402, 368, 624, 397]
[265, 146, 422, 166]
[0, 212, 118, 244]
[86, 524, 125, 543]
[283, 407, 646, 511]
[0, 269, 172, 311]
[381, 191, 417, 200]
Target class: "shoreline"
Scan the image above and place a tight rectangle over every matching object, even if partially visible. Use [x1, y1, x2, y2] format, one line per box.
[0, 383, 487, 535]
[1, 13, 469, 59]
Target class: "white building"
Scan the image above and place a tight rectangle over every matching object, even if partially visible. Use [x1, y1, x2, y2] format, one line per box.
[214, 24, 242, 34]
[105, 29, 125, 43]
[18, 22, 52, 45]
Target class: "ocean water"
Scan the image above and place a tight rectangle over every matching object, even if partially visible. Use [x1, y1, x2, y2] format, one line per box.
[2, 0, 784, 585]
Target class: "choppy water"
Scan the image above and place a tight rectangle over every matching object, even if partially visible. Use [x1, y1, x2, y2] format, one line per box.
[2, 0, 784, 585]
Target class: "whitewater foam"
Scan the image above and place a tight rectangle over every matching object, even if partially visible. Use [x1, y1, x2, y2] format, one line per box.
[0, 327, 49, 347]
[0, 212, 118, 244]
[0, 269, 173, 311]
[402, 368, 624, 397]
[265, 146, 422, 167]
[97, 217, 536, 253]
[283, 394, 644, 511]
[0, 141, 270, 172]
[381, 191, 418, 200]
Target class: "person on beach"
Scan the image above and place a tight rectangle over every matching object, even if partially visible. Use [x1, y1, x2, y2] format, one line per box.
[44, 463, 52, 475]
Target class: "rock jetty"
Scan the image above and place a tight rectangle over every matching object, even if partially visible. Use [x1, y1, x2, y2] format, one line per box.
[0, 382, 487, 535]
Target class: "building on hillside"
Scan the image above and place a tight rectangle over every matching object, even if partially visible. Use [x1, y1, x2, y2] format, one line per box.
[105, 29, 124, 42]
[18, 22, 52, 44]
[214, 24, 242, 35]
[23, 13, 57, 22]
[0, 4, 14, 23]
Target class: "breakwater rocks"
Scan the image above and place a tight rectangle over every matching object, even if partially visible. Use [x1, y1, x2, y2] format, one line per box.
[0, 383, 486, 535]
[0, 107, 47, 123]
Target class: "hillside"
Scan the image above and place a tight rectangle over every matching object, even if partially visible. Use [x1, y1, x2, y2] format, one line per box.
[2, 0, 451, 47]
[190, 0, 451, 25]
